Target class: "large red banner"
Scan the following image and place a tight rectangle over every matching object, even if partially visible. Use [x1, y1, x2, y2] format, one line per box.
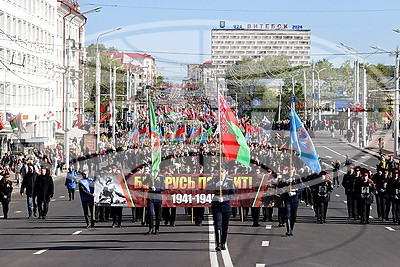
[125, 173, 271, 207]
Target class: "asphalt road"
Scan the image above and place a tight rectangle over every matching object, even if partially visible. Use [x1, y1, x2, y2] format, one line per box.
[0, 131, 398, 267]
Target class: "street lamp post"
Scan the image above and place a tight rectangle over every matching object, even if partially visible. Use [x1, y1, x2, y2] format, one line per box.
[315, 68, 326, 121]
[372, 45, 400, 156]
[95, 27, 122, 150]
[112, 65, 124, 147]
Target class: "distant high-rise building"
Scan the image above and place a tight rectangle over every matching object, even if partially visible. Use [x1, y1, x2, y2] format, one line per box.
[211, 26, 311, 75]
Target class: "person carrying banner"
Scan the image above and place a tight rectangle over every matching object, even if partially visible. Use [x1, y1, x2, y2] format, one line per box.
[144, 173, 165, 235]
[206, 169, 237, 251]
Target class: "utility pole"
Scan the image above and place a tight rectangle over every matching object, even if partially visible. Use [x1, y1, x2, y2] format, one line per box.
[395, 48, 399, 157]
[354, 60, 360, 145]
[303, 70, 307, 119]
[112, 65, 118, 147]
[95, 27, 122, 151]
[311, 62, 315, 128]
[64, 39, 73, 170]
[362, 64, 368, 148]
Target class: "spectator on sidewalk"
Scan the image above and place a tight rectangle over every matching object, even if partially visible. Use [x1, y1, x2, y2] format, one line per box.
[378, 137, 385, 154]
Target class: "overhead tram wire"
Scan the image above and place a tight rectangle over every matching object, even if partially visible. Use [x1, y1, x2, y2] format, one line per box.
[79, 3, 400, 14]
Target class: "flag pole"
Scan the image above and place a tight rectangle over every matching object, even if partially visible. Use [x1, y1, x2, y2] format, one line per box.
[218, 86, 223, 200]
[148, 94, 155, 187]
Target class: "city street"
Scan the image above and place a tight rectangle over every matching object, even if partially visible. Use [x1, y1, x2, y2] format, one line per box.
[1, 132, 398, 267]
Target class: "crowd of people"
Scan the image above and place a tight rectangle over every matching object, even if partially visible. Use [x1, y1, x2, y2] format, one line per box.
[0, 91, 397, 243]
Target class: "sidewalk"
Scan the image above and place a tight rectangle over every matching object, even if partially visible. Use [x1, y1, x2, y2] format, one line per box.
[339, 128, 397, 160]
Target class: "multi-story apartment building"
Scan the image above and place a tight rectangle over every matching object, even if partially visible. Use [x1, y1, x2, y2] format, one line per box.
[0, 0, 85, 153]
[211, 26, 311, 76]
[104, 52, 158, 88]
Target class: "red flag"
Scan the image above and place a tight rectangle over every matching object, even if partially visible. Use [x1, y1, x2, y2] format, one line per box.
[107, 112, 112, 120]
[100, 105, 106, 112]
[175, 126, 186, 139]
[73, 114, 83, 127]
[353, 105, 364, 112]
[0, 119, 4, 131]
[279, 143, 287, 152]
[299, 102, 305, 108]
[139, 127, 148, 135]
[385, 111, 393, 120]
[99, 113, 107, 123]
[219, 93, 250, 167]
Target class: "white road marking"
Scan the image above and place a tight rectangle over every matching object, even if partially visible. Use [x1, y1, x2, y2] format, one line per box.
[326, 156, 332, 159]
[369, 216, 374, 219]
[221, 245, 234, 267]
[265, 225, 272, 230]
[59, 196, 65, 199]
[344, 201, 347, 204]
[339, 170, 346, 174]
[335, 194, 340, 197]
[262, 241, 270, 247]
[14, 210, 22, 213]
[72, 231, 82, 235]
[256, 264, 266, 267]
[33, 249, 47, 255]
[50, 199, 56, 202]
[360, 162, 368, 167]
[323, 146, 344, 157]
[208, 216, 219, 267]
[385, 227, 395, 232]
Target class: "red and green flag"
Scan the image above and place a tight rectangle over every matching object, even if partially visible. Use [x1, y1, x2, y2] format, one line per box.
[219, 93, 250, 168]
[149, 99, 161, 176]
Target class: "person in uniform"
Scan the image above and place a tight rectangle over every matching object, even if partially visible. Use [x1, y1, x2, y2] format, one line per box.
[143, 173, 165, 235]
[372, 168, 386, 220]
[262, 170, 276, 222]
[206, 169, 237, 251]
[311, 171, 333, 224]
[278, 167, 304, 236]
[355, 171, 375, 224]
[0, 172, 13, 219]
[342, 165, 355, 218]
[382, 169, 392, 221]
[275, 174, 286, 227]
[388, 169, 400, 224]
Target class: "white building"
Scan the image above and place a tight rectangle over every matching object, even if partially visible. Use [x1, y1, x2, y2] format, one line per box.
[211, 27, 311, 75]
[104, 52, 158, 88]
[0, 0, 85, 153]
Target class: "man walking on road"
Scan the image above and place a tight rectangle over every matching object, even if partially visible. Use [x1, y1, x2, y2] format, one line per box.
[33, 167, 54, 219]
[20, 165, 38, 218]
[0, 172, 13, 219]
[78, 170, 95, 228]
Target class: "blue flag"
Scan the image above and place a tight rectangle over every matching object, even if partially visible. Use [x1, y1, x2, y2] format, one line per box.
[290, 109, 321, 174]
